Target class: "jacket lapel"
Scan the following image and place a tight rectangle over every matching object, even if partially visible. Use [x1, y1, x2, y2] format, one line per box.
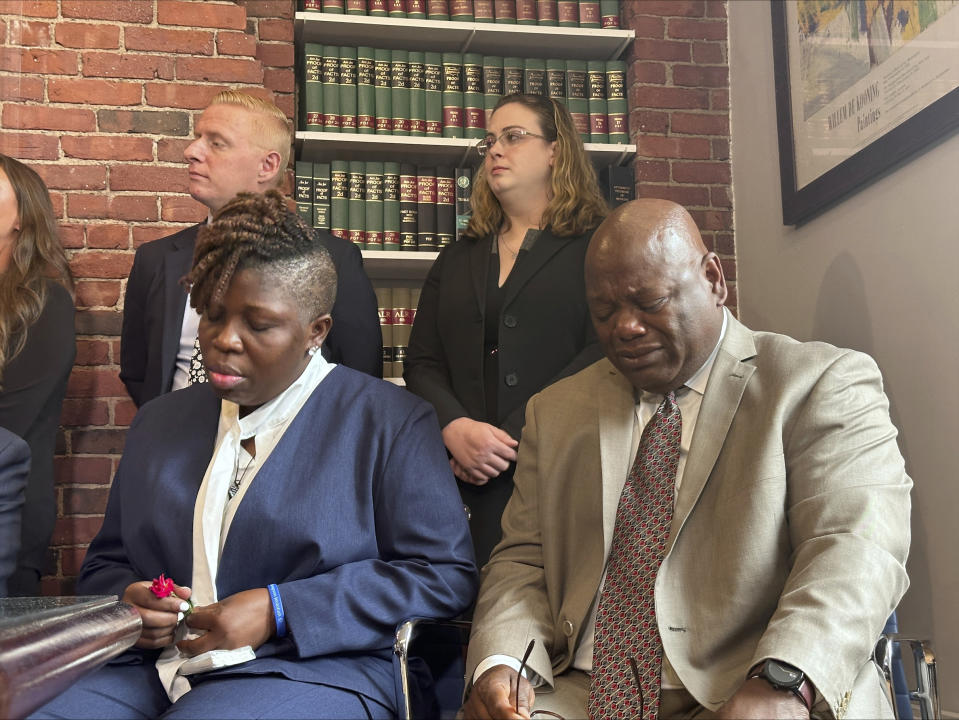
[668, 316, 756, 551]
[502, 229, 575, 309]
[468, 235, 492, 320]
[160, 225, 200, 391]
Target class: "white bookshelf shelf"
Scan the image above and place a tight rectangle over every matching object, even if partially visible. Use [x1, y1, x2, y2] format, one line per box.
[361, 249, 439, 279]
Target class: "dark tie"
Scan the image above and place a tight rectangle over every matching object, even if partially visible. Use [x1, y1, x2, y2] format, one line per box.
[588, 391, 682, 720]
[188, 335, 207, 385]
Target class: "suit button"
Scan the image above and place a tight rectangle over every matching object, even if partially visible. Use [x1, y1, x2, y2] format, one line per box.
[504, 373, 518, 387]
[562, 620, 574, 637]
[503, 314, 517, 328]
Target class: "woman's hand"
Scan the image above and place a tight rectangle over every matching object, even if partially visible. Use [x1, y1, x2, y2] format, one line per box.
[442, 417, 518, 485]
[122, 580, 193, 650]
[177, 588, 274, 657]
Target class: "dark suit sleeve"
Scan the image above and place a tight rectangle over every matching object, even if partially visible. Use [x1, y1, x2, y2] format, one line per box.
[120, 244, 154, 407]
[278, 400, 478, 657]
[404, 248, 472, 428]
[0, 429, 30, 596]
[320, 237, 382, 378]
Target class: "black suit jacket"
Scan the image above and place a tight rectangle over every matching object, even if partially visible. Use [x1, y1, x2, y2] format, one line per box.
[0, 427, 29, 596]
[404, 227, 602, 441]
[121, 223, 382, 407]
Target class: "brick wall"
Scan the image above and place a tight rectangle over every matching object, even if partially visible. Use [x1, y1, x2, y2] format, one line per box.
[0, 0, 733, 593]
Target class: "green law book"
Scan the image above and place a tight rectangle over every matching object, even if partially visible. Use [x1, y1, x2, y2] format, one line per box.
[503, 56, 523, 97]
[578, 0, 600, 28]
[408, 51, 426, 136]
[388, 0, 406, 17]
[494, 0, 516, 22]
[523, 58, 546, 96]
[565, 59, 589, 140]
[346, 0, 367, 14]
[304, 43, 324, 131]
[517, 0, 537, 24]
[330, 161, 349, 240]
[364, 161, 384, 250]
[606, 60, 627, 143]
[391, 49, 411, 136]
[295, 161, 313, 224]
[463, 53, 485, 139]
[424, 52, 443, 137]
[557, 0, 577, 26]
[546, 58, 566, 103]
[483, 55, 503, 127]
[416, 167, 437, 252]
[374, 48, 393, 135]
[600, 0, 619, 27]
[321, 45, 341, 132]
[356, 46, 375, 134]
[347, 160, 366, 248]
[392, 287, 411, 374]
[587, 59, 608, 143]
[399, 164, 419, 251]
[441, 52, 464, 138]
[455, 167, 472, 241]
[369, 0, 388, 14]
[427, 0, 449, 20]
[374, 286, 394, 378]
[338, 46, 358, 133]
[303, 0, 322, 9]
[536, 0, 557, 24]
[450, 0, 473, 20]
[383, 162, 401, 250]
[312, 163, 331, 231]
[407, 0, 426, 19]
[473, 0, 494, 21]
[435, 166, 455, 248]
[322, 0, 345, 11]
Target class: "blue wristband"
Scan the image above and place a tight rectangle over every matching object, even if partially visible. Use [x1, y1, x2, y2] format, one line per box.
[267, 583, 287, 638]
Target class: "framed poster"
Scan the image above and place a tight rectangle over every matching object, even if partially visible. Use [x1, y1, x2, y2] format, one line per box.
[771, 0, 959, 225]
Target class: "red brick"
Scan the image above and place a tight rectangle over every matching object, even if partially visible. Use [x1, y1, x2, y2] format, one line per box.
[673, 64, 728, 88]
[634, 159, 669, 183]
[97, 109, 190, 136]
[711, 185, 731, 208]
[0, 47, 78, 74]
[108, 195, 160, 222]
[59, 546, 88, 576]
[0, 75, 43, 101]
[35, 164, 106, 191]
[668, 18, 727, 41]
[145, 83, 224, 110]
[49, 192, 64, 217]
[111, 165, 190, 193]
[74, 338, 112, 365]
[711, 137, 729, 160]
[9, 19, 52, 46]
[134, 225, 181, 246]
[66, 194, 108, 220]
[124, 27, 214, 55]
[670, 112, 729, 136]
[55, 22, 120, 49]
[693, 41, 725, 64]
[0, 131, 58, 159]
[255, 18, 294, 42]
[48, 78, 142, 105]
[714, 232, 735, 255]
[75, 279, 122, 306]
[62, 486, 110, 515]
[217, 31, 257, 57]
[68, 250, 134, 280]
[672, 161, 730, 184]
[255, 42, 294, 68]
[0, 1, 57, 18]
[633, 38, 691, 62]
[158, 1, 247, 30]
[706, 0, 726, 19]
[175, 57, 263, 83]
[84, 224, 131, 250]
[722, 256, 736, 280]
[631, 110, 669, 134]
[60, 398, 110, 427]
[630, 1, 705, 17]
[638, 136, 711, 160]
[58, 222, 85, 248]
[157, 138, 191, 162]
[67, 367, 128, 399]
[114, 399, 138, 427]
[40, 576, 77, 596]
[630, 61, 665, 85]
[81, 51, 175, 80]
[161, 195, 207, 222]
[61, 0, 153, 23]
[637, 183, 710, 207]
[630, 86, 708, 110]
[50, 515, 105, 545]
[689, 208, 732, 231]
[711, 88, 729, 110]
[625, 15, 664, 38]
[264, 67, 295, 94]
[238, 0, 295, 19]
[273, 93, 294, 120]
[61, 135, 153, 162]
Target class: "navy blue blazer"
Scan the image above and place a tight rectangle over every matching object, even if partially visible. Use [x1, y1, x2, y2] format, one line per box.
[79, 366, 477, 709]
[120, 223, 383, 407]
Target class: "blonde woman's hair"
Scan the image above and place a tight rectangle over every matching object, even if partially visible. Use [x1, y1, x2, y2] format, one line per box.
[0, 155, 74, 383]
[465, 94, 609, 239]
[208, 90, 292, 183]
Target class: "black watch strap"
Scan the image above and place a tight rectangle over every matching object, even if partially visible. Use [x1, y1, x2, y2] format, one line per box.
[748, 660, 814, 712]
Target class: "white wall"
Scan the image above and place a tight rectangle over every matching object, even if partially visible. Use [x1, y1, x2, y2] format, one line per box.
[728, 1, 958, 711]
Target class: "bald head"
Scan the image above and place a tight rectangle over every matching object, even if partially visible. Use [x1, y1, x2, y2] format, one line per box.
[585, 199, 727, 394]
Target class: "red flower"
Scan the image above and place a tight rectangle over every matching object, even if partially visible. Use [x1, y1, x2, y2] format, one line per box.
[150, 573, 176, 599]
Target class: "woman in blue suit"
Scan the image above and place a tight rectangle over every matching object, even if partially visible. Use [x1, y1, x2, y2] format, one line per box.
[33, 191, 476, 720]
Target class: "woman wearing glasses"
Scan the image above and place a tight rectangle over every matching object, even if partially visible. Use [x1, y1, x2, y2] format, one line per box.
[405, 93, 608, 567]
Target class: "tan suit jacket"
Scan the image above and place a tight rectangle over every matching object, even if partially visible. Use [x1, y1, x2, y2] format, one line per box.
[466, 316, 911, 718]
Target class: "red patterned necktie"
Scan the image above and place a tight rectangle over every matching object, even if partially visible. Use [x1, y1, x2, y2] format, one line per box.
[588, 391, 682, 720]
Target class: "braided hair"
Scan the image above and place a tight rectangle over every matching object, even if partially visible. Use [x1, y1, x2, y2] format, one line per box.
[186, 190, 336, 321]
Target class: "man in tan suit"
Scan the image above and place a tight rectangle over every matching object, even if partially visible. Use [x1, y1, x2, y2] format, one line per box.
[463, 199, 911, 719]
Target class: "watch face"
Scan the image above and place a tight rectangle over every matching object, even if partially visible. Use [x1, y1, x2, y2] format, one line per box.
[766, 661, 802, 686]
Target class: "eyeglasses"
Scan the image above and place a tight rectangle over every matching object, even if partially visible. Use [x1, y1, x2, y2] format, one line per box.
[475, 127, 548, 157]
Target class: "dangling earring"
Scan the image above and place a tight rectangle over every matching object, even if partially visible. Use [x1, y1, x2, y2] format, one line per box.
[307, 345, 320, 357]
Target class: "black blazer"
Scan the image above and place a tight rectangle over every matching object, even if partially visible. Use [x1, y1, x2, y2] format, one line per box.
[120, 223, 383, 407]
[0, 427, 29, 596]
[405, 227, 602, 441]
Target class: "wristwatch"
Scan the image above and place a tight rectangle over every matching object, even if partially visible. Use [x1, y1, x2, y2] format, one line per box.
[748, 659, 814, 712]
